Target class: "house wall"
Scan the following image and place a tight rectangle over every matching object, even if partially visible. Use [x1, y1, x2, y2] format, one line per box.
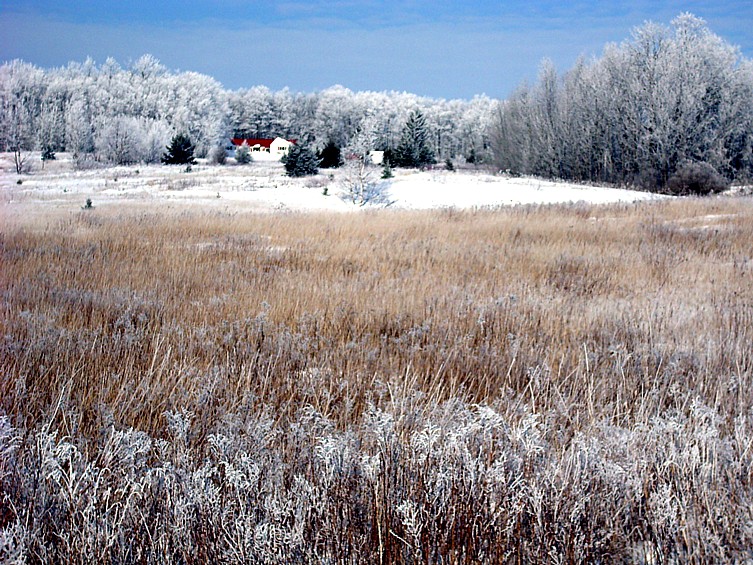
[270, 138, 292, 156]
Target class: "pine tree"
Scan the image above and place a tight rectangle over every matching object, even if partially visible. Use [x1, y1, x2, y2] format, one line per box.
[394, 111, 435, 168]
[161, 133, 196, 165]
[283, 142, 319, 177]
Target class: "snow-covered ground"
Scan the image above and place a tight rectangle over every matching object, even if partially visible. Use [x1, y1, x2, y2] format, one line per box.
[1, 153, 665, 215]
[386, 170, 662, 209]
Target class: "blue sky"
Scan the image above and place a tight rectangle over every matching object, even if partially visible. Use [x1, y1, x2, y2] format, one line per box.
[1, 1, 751, 99]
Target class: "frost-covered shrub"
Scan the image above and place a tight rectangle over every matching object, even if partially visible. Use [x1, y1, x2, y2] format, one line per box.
[2, 390, 752, 563]
[234, 142, 251, 165]
[209, 145, 228, 165]
[338, 158, 391, 206]
[667, 161, 730, 195]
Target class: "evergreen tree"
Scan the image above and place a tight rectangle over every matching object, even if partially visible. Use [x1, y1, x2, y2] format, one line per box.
[318, 140, 342, 168]
[394, 111, 435, 168]
[283, 142, 319, 177]
[161, 133, 196, 165]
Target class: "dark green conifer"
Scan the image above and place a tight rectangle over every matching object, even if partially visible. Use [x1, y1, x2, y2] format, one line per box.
[393, 111, 435, 168]
[161, 134, 196, 165]
[283, 142, 319, 177]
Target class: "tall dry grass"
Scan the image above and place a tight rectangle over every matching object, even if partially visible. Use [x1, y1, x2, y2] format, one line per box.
[2, 197, 753, 563]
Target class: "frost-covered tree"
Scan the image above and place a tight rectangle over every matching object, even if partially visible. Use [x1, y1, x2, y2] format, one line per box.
[312, 85, 356, 148]
[6, 96, 35, 173]
[0, 60, 44, 173]
[166, 72, 228, 157]
[338, 115, 389, 204]
[140, 119, 173, 164]
[65, 98, 95, 167]
[491, 13, 753, 191]
[347, 114, 379, 161]
[228, 85, 295, 140]
[95, 116, 144, 165]
[37, 96, 66, 154]
[339, 156, 389, 206]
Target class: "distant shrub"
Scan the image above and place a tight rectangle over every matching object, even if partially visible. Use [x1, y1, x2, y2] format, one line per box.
[235, 142, 252, 165]
[667, 161, 729, 195]
[208, 146, 227, 165]
[339, 158, 390, 206]
[73, 154, 101, 171]
[40, 145, 56, 166]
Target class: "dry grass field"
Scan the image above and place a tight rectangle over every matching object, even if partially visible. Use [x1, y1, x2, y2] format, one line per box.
[2, 196, 753, 563]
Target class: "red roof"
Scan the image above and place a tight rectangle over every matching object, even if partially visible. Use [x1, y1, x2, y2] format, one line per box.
[231, 138, 274, 148]
[231, 138, 297, 147]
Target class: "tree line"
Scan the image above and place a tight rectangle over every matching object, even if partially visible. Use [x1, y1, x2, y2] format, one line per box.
[492, 14, 753, 192]
[0, 54, 494, 169]
[1, 14, 751, 192]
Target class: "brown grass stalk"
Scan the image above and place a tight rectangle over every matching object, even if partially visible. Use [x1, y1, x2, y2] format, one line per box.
[2, 196, 753, 562]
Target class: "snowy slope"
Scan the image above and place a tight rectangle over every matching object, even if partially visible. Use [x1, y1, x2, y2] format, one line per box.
[1, 154, 664, 214]
[384, 170, 661, 209]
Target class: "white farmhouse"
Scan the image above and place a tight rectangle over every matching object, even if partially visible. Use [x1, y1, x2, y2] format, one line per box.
[230, 137, 297, 161]
[270, 137, 294, 157]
